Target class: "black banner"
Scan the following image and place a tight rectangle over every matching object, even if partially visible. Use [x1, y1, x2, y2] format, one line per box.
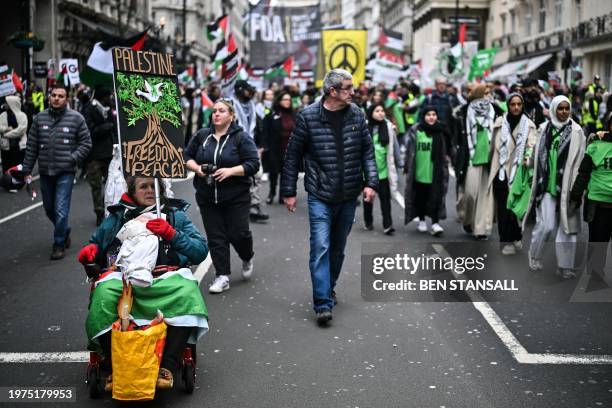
[111, 48, 186, 178]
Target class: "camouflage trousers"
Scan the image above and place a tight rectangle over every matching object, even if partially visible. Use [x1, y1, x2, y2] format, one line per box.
[87, 159, 111, 217]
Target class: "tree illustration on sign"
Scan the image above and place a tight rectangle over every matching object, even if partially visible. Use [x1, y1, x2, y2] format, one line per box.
[116, 72, 185, 177]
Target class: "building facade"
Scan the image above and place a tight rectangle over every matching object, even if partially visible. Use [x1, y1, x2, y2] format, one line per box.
[487, 0, 612, 89]
[412, 0, 490, 62]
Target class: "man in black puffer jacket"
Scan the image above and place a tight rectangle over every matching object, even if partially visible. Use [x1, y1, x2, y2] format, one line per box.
[281, 69, 378, 326]
[23, 85, 91, 260]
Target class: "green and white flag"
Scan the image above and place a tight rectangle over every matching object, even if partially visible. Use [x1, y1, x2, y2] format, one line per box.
[468, 48, 498, 81]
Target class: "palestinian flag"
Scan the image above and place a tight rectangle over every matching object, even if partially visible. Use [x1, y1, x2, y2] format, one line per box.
[178, 65, 194, 84]
[201, 91, 214, 127]
[80, 29, 148, 89]
[207, 14, 228, 41]
[12, 70, 23, 93]
[378, 27, 404, 65]
[263, 56, 294, 79]
[85, 269, 209, 351]
[212, 34, 236, 70]
[56, 64, 69, 87]
[220, 40, 240, 96]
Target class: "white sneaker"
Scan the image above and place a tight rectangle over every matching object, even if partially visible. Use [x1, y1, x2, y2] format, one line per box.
[430, 223, 444, 236]
[242, 259, 254, 279]
[261, 173, 269, 182]
[209, 275, 230, 293]
[513, 240, 523, 251]
[417, 221, 428, 233]
[501, 244, 516, 256]
[528, 252, 543, 271]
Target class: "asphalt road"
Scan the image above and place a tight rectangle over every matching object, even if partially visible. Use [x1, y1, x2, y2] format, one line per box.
[0, 174, 611, 408]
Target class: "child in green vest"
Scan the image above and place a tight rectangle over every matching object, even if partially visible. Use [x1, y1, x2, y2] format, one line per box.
[570, 119, 612, 279]
[364, 103, 400, 235]
[403, 105, 449, 236]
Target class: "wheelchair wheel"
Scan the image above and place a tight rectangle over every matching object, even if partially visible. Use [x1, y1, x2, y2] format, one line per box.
[183, 363, 195, 394]
[87, 365, 102, 399]
[181, 344, 196, 394]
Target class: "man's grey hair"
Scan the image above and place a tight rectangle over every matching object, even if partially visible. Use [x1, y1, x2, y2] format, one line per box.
[323, 69, 353, 95]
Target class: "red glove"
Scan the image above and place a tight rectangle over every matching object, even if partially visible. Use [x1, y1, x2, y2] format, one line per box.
[146, 218, 177, 241]
[78, 244, 98, 264]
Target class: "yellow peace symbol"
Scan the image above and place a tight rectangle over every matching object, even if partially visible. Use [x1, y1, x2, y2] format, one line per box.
[329, 43, 359, 74]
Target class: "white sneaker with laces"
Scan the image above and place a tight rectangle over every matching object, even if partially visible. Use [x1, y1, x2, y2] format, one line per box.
[501, 244, 516, 256]
[242, 259, 254, 279]
[513, 240, 523, 251]
[430, 223, 444, 236]
[417, 221, 428, 233]
[209, 275, 230, 293]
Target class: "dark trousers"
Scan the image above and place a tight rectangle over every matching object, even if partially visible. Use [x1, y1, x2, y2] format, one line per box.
[1, 148, 25, 173]
[99, 325, 192, 374]
[588, 205, 612, 275]
[86, 159, 111, 217]
[363, 178, 392, 229]
[493, 176, 522, 244]
[268, 169, 282, 201]
[200, 198, 254, 276]
[39, 173, 75, 247]
[414, 181, 439, 223]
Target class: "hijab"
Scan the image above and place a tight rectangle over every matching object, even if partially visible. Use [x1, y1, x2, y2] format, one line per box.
[367, 103, 389, 146]
[549, 95, 571, 129]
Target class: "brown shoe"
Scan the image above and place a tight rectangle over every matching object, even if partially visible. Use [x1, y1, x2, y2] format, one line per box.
[104, 374, 112, 392]
[50, 245, 65, 260]
[156, 368, 174, 389]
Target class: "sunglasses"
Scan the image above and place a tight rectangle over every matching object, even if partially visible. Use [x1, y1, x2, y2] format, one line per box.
[217, 98, 234, 106]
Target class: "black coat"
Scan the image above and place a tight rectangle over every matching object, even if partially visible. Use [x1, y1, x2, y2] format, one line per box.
[280, 100, 379, 204]
[184, 122, 260, 206]
[80, 100, 116, 161]
[261, 109, 296, 174]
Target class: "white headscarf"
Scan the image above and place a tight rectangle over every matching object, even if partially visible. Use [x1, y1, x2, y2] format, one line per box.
[549, 95, 571, 129]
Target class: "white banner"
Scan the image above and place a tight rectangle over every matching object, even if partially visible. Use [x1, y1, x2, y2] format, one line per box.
[0, 77, 16, 97]
[59, 59, 81, 85]
[369, 59, 407, 86]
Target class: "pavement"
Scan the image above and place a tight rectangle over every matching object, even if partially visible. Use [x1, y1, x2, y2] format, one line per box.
[0, 173, 611, 407]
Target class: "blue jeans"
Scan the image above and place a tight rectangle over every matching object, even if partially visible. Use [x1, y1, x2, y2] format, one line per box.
[39, 173, 75, 247]
[307, 194, 357, 313]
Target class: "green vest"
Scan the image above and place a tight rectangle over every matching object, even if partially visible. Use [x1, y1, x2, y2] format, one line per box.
[471, 125, 490, 166]
[546, 129, 561, 197]
[586, 140, 612, 203]
[403, 94, 423, 126]
[392, 103, 406, 134]
[373, 132, 389, 180]
[415, 130, 433, 184]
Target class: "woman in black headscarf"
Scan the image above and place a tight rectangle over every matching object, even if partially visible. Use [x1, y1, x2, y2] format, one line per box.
[403, 105, 449, 236]
[363, 103, 399, 234]
[488, 93, 537, 255]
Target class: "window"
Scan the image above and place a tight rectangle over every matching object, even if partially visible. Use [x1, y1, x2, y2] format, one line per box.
[539, 0, 546, 33]
[576, 0, 582, 23]
[510, 10, 516, 33]
[526, 5, 533, 36]
[555, 0, 562, 27]
[501, 14, 507, 36]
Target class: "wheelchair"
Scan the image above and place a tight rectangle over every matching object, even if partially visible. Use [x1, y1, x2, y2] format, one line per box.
[83, 264, 198, 398]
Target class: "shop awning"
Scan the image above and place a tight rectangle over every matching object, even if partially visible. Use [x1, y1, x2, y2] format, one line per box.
[488, 53, 553, 80]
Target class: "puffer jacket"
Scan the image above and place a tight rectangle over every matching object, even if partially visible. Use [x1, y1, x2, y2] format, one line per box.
[0, 95, 28, 151]
[280, 100, 379, 204]
[22, 106, 91, 176]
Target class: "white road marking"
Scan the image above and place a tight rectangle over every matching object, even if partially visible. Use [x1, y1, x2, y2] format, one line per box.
[194, 254, 212, 284]
[0, 173, 193, 226]
[394, 191, 612, 365]
[0, 248, 211, 364]
[0, 352, 89, 363]
[0, 202, 43, 225]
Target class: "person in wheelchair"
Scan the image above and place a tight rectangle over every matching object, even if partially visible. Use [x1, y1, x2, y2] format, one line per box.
[78, 176, 209, 391]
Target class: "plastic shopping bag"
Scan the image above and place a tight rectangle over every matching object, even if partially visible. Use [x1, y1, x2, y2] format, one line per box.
[111, 320, 166, 401]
